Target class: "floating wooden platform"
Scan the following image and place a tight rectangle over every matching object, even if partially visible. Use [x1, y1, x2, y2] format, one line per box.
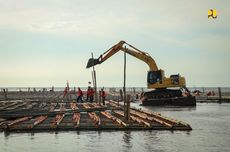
[0, 100, 192, 132]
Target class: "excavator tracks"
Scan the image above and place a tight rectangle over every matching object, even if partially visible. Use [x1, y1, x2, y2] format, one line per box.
[142, 89, 196, 106]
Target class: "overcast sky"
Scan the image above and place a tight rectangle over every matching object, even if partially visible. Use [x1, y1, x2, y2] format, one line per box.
[0, 0, 229, 88]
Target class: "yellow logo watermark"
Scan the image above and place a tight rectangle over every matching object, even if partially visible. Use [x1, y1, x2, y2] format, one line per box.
[208, 9, 217, 19]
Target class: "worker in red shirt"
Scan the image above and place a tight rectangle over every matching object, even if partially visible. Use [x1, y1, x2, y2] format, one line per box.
[63, 87, 68, 98]
[77, 87, 83, 103]
[89, 88, 94, 103]
[100, 88, 106, 105]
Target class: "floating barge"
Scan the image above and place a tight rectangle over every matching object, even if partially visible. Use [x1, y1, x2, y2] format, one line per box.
[0, 100, 192, 132]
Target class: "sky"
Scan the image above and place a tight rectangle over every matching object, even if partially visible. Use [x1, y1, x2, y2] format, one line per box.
[0, 0, 229, 88]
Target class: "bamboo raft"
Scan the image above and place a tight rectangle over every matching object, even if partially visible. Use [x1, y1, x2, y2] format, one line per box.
[0, 100, 192, 131]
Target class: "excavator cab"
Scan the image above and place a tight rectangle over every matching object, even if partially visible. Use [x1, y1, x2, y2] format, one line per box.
[147, 70, 162, 84]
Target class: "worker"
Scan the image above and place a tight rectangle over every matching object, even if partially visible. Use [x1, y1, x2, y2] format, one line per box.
[100, 88, 106, 105]
[184, 91, 190, 97]
[77, 87, 83, 103]
[86, 86, 91, 102]
[212, 91, 215, 96]
[89, 88, 94, 103]
[207, 91, 212, 96]
[136, 94, 139, 100]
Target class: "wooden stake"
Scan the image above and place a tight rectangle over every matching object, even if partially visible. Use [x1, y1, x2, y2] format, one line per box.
[119, 89, 123, 101]
[218, 87, 222, 103]
[91, 52, 98, 103]
[3, 88, 7, 100]
[123, 46, 129, 122]
[99, 90, 101, 105]
[126, 94, 130, 122]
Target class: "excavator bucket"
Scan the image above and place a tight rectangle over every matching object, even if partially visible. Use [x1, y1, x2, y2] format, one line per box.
[86, 58, 100, 68]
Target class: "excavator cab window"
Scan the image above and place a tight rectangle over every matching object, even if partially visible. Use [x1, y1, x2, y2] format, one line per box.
[147, 71, 162, 84]
[170, 74, 179, 85]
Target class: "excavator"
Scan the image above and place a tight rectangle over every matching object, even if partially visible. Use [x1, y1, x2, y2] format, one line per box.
[86, 41, 196, 106]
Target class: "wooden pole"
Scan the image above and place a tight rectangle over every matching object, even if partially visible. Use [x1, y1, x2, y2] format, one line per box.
[123, 48, 127, 121]
[126, 94, 130, 122]
[99, 90, 101, 105]
[119, 89, 123, 101]
[92, 71, 95, 88]
[123, 46, 130, 122]
[91, 52, 98, 103]
[119, 89, 123, 106]
[3, 88, 7, 100]
[94, 70, 98, 103]
[218, 87, 222, 103]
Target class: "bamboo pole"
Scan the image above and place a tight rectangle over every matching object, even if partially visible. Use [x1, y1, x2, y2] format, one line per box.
[126, 94, 130, 122]
[218, 87, 222, 103]
[123, 47, 129, 122]
[91, 52, 98, 103]
[3, 88, 7, 100]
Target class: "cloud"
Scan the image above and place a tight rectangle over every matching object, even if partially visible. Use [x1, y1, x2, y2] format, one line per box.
[0, 0, 229, 36]
[0, 0, 230, 87]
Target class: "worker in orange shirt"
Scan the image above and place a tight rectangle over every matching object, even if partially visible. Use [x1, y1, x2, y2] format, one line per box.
[100, 88, 106, 105]
[77, 87, 83, 103]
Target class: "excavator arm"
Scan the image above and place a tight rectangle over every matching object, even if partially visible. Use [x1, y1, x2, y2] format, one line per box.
[86, 41, 158, 71]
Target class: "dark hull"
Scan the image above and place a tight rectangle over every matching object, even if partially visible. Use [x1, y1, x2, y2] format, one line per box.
[142, 96, 196, 106]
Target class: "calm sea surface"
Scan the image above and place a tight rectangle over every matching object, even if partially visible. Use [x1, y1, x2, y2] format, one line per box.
[1, 103, 230, 152]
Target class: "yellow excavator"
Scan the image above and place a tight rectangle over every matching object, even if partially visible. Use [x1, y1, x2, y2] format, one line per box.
[86, 41, 196, 106]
